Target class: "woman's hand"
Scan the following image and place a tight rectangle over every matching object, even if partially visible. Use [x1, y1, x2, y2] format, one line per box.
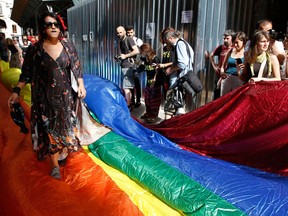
[78, 85, 86, 99]
[248, 78, 254, 83]
[236, 63, 244, 76]
[8, 93, 19, 107]
[77, 78, 86, 99]
[220, 67, 227, 79]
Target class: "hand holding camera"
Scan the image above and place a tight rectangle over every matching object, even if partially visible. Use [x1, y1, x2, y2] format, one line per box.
[114, 55, 122, 62]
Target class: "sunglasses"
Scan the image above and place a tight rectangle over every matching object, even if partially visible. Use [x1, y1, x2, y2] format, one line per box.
[44, 22, 60, 29]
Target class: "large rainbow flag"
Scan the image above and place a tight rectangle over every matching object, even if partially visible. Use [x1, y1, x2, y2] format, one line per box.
[0, 64, 287, 215]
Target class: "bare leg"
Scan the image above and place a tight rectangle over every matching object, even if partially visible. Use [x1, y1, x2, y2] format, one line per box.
[124, 88, 131, 106]
[50, 152, 60, 168]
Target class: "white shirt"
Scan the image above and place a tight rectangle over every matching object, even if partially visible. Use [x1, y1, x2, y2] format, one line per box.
[133, 36, 143, 47]
[174, 39, 194, 77]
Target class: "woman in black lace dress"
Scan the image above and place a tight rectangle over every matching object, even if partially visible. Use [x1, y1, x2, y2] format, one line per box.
[8, 12, 86, 180]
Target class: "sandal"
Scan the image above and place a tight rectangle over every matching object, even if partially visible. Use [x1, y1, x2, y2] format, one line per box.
[50, 166, 61, 180]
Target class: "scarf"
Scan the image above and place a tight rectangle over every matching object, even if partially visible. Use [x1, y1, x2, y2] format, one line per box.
[250, 52, 272, 77]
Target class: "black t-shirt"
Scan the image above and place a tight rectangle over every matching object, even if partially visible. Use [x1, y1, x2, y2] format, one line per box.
[144, 55, 165, 87]
[119, 37, 136, 68]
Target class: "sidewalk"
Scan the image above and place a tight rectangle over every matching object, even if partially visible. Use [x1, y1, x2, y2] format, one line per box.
[130, 100, 166, 124]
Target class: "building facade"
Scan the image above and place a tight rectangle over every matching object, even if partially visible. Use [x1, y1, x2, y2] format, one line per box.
[0, 0, 22, 40]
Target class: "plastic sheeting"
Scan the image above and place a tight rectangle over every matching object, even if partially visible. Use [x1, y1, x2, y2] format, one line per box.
[147, 81, 288, 176]
[84, 74, 288, 216]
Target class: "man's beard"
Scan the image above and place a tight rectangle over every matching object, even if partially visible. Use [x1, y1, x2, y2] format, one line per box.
[224, 42, 229, 47]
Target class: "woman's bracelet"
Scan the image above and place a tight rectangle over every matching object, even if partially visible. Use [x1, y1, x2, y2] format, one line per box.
[12, 87, 21, 95]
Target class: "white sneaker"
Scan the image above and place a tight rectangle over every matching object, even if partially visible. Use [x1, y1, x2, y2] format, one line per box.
[176, 107, 185, 115]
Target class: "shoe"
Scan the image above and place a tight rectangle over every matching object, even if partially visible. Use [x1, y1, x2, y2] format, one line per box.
[140, 113, 149, 119]
[176, 107, 185, 115]
[134, 102, 141, 108]
[50, 166, 61, 180]
[146, 117, 157, 123]
[128, 105, 133, 111]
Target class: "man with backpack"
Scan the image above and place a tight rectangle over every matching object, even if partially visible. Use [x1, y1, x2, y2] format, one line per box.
[161, 28, 195, 115]
[116, 26, 140, 110]
[161, 29, 194, 85]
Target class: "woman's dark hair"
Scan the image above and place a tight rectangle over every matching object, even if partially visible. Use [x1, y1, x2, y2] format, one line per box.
[38, 11, 64, 41]
[233, 31, 248, 44]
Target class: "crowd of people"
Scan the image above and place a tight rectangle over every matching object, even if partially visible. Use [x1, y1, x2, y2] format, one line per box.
[0, 32, 39, 69]
[116, 19, 288, 122]
[210, 19, 287, 98]
[116, 25, 196, 122]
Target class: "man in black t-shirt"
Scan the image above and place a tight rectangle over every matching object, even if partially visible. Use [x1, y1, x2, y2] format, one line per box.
[116, 26, 139, 109]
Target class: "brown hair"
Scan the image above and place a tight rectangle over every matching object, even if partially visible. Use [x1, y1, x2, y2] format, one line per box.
[233, 31, 248, 44]
[246, 30, 270, 64]
[139, 43, 156, 63]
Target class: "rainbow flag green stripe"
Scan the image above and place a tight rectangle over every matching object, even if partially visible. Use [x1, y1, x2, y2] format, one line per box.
[89, 131, 246, 216]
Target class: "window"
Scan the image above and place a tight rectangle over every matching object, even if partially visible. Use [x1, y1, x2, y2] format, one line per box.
[12, 25, 17, 33]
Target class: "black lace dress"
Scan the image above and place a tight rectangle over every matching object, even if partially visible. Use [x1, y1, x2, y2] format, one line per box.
[20, 41, 82, 160]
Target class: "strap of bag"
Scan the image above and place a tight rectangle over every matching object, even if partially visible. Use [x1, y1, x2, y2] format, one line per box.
[176, 38, 192, 62]
[257, 59, 267, 78]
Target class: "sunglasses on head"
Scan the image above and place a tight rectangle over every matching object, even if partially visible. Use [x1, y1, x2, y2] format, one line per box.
[44, 22, 60, 29]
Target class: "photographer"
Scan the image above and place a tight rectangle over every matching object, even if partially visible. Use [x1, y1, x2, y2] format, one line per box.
[160, 28, 195, 115]
[115, 26, 140, 110]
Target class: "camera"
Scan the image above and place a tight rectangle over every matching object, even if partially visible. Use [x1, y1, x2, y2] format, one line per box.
[268, 29, 286, 42]
[114, 55, 122, 62]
